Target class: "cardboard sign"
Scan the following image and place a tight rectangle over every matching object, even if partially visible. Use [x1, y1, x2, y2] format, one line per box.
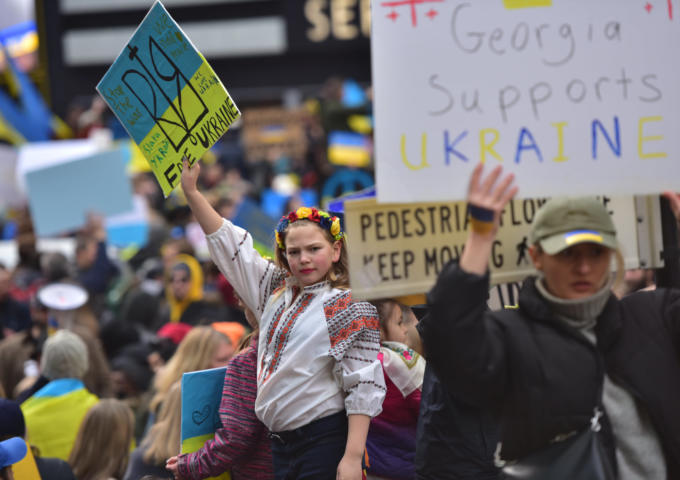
[24, 148, 133, 237]
[345, 196, 639, 300]
[180, 367, 230, 480]
[97, 1, 240, 197]
[105, 195, 150, 248]
[372, 0, 680, 202]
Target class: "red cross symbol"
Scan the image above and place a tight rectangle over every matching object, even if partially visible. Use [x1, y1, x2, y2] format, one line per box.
[381, 0, 445, 27]
[644, 0, 674, 19]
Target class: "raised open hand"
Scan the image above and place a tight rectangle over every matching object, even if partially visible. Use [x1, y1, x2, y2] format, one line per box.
[460, 164, 518, 274]
[467, 163, 518, 221]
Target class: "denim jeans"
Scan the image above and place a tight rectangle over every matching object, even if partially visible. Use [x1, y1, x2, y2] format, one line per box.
[270, 411, 348, 480]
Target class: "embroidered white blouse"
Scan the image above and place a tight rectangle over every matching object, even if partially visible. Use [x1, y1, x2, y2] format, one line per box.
[206, 219, 386, 432]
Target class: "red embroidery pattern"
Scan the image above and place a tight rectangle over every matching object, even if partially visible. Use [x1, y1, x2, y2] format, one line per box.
[264, 303, 285, 350]
[230, 231, 250, 262]
[330, 316, 380, 350]
[323, 292, 352, 322]
[324, 291, 380, 361]
[259, 293, 312, 384]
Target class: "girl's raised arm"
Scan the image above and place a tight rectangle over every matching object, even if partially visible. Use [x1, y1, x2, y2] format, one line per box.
[460, 164, 518, 275]
[181, 157, 223, 235]
[180, 157, 282, 317]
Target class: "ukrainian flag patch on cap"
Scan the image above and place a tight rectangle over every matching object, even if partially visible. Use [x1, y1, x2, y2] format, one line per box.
[564, 230, 603, 245]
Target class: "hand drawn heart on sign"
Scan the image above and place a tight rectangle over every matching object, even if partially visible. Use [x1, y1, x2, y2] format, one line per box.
[192, 404, 210, 425]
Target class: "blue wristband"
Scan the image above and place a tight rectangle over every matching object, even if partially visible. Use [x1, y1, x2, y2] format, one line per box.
[468, 204, 495, 222]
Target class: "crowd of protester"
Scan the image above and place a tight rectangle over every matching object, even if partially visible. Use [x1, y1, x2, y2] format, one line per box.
[1, 77, 426, 480]
[1, 73, 679, 480]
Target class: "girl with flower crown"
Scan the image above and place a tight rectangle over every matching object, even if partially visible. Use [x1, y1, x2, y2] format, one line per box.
[179, 158, 386, 480]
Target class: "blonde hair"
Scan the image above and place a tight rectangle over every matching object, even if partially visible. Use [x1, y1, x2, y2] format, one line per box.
[274, 220, 350, 289]
[150, 326, 229, 413]
[68, 399, 134, 480]
[142, 381, 182, 465]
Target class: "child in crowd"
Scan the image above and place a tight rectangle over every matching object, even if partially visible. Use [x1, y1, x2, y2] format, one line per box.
[180, 157, 385, 480]
[165, 304, 273, 479]
[366, 300, 425, 480]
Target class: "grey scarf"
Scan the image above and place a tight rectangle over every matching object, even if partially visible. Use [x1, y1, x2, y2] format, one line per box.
[534, 275, 613, 330]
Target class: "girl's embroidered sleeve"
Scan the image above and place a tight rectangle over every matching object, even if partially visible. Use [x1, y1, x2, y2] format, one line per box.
[324, 292, 386, 417]
[176, 348, 264, 478]
[206, 218, 285, 318]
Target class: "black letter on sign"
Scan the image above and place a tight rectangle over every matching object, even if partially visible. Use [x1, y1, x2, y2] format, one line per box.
[164, 163, 178, 186]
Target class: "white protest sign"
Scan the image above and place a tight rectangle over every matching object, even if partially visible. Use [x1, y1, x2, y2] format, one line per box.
[0, 145, 23, 208]
[372, 0, 680, 202]
[345, 195, 639, 300]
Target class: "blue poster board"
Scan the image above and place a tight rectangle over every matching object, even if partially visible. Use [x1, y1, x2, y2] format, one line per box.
[24, 148, 133, 237]
[180, 367, 230, 480]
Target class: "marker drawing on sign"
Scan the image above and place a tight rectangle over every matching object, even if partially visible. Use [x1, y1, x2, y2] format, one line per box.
[123, 37, 207, 154]
[97, 1, 240, 197]
[381, 0, 445, 27]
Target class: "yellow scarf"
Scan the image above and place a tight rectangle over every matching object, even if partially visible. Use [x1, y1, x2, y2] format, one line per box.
[166, 254, 204, 323]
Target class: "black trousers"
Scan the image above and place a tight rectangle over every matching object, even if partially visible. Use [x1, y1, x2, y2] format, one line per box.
[270, 411, 349, 480]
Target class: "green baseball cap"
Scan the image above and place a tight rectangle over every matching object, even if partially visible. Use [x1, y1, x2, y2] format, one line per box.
[529, 197, 617, 255]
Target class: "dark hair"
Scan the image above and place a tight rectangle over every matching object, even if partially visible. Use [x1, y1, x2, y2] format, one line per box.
[370, 299, 399, 331]
[274, 220, 349, 289]
[171, 263, 191, 276]
[75, 234, 95, 253]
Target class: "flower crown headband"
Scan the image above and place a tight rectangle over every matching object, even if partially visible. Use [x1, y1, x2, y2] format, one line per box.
[275, 207, 344, 250]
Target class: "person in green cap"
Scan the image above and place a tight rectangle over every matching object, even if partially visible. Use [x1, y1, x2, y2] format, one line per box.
[414, 164, 680, 479]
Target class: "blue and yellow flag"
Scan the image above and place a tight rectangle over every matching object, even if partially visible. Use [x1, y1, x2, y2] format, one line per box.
[20, 379, 98, 461]
[181, 367, 230, 480]
[0, 48, 52, 143]
[97, 1, 240, 197]
[327, 131, 371, 168]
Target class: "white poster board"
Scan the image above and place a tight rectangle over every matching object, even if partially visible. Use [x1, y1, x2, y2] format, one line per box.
[372, 0, 680, 202]
[345, 195, 639, 300]
[0, 146, 23, 209]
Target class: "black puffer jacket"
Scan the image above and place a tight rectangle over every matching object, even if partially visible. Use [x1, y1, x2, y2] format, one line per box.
[415, 365, 500, 480]
[419, 261, 680, 479]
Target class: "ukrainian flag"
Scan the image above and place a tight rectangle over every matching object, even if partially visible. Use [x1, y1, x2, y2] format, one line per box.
[21, 379, 98, 461]
[564, 229, 604, 245]
[328, 131, 371, 168]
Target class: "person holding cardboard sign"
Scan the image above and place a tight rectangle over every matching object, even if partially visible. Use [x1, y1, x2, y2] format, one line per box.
[180, 158, 385, 480]
[416, 163, 680, 479]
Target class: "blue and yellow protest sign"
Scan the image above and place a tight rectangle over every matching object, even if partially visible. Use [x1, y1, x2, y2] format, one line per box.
[0, 47, 54, 144]
[180, 367, 230, 480]
[97, 1, 240, 197]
